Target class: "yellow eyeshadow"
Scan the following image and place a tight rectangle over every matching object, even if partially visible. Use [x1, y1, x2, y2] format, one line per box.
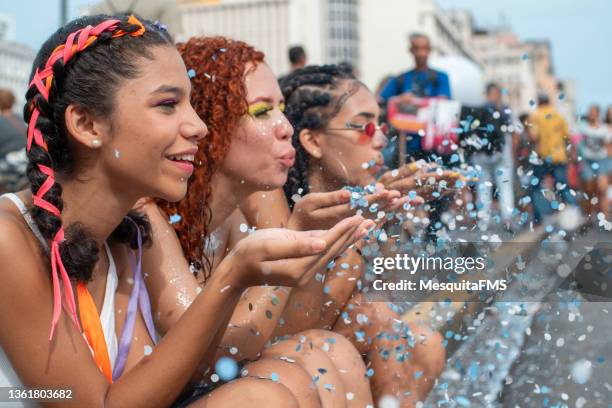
[279, 103, 286, 113]
[248, 102, 272, 116]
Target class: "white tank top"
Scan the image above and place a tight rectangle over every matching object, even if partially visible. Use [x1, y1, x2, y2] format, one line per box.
[0, 193, 119, 391]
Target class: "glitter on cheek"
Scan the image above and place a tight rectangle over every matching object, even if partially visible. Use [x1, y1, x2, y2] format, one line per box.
[253, 120, 274, 142]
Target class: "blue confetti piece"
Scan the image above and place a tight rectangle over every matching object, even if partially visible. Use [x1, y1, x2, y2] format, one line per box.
[414, 371, 423, 379]
[270, 372, 279, 382]
[169, 214, 182, 224]
[468, 362, 478, 381]
[215, 357, 238, 381]
[187, 69, 196, 79]
[455, 396, 471, 407]
[450, 154, 459, 163]
[366, 368, 374, 377]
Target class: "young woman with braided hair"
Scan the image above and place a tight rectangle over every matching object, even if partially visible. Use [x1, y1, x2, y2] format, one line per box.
[0, 16, 367, 407]
[139, 37, 377, 407]
[239, 65, 453, 407]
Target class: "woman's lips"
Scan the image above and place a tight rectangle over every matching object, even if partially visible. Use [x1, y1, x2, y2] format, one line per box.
[166, 158, 194, 176]
[279, 150, 296, 167]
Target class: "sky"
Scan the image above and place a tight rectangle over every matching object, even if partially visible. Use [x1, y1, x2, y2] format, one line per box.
[1, 0, 610, 112]
[435, 0, 612, 112]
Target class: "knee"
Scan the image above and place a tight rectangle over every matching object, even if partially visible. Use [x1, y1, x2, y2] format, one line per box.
[242, 378, 299, 408]
[196, 377, 298, 408]
[300, 329, 366, 365]
[407, 323, 446, 377]
[243, 359, 319, 407]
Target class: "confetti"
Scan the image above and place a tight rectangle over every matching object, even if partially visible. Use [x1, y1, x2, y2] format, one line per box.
[187, 69, 196, 78]
[215, 357, 239, 381]
[570, 359, 592, 384]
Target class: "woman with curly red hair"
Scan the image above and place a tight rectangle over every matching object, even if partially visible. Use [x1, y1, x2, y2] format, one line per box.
[140, 37, 375, 407]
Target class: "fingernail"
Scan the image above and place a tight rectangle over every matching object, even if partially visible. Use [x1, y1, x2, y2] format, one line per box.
[311, 239, 326, 252]
[355, 229, 367, 239]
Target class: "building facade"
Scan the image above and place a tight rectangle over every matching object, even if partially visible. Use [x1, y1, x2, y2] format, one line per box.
[0, 41, 35, 114]
[179, 0, 359, 77]
[359, 0, 479, 92]
[470, 29, 538, 113]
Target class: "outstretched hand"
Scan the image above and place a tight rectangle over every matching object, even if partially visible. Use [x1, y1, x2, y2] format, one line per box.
[225, 215, 375, 288]
[287, 186, 399, 231]
[379, 162, 466, 200]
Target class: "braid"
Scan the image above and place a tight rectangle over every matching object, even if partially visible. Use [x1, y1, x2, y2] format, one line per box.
[280, 65, 360, 206]
[24, 14, 170, 340]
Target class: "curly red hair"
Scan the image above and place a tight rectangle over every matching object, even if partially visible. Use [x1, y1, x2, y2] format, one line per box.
[159, 37, 264, 279]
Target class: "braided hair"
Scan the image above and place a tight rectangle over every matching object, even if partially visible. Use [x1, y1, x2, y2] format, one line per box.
[24, 14, 172, 337]
[280, 64, 362, 207]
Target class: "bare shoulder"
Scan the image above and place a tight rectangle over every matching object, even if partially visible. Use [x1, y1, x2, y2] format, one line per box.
[0, 203, 47, 287]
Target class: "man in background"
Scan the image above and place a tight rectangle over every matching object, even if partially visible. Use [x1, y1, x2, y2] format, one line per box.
[471, 83, 515, 230]
[0, 89, 27, 193]
[529, 93, 579, 224]
[379, 32, 451, 162]
[288, 45, 307, 72]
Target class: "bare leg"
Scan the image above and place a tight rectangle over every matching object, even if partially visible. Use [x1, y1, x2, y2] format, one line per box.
[243, 357, 321, 408]
[262, 333, 348, 408]
[596, 174, 609, 218]
[191, 377, 298, 408]
[333, 294, 445, 407]
[297, 329, 374, 407]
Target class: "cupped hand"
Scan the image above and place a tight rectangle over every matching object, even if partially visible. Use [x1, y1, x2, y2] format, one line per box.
[379, 162, 465, 201]
[224, 215, 375, 288]
[287, 186, 399, 231]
